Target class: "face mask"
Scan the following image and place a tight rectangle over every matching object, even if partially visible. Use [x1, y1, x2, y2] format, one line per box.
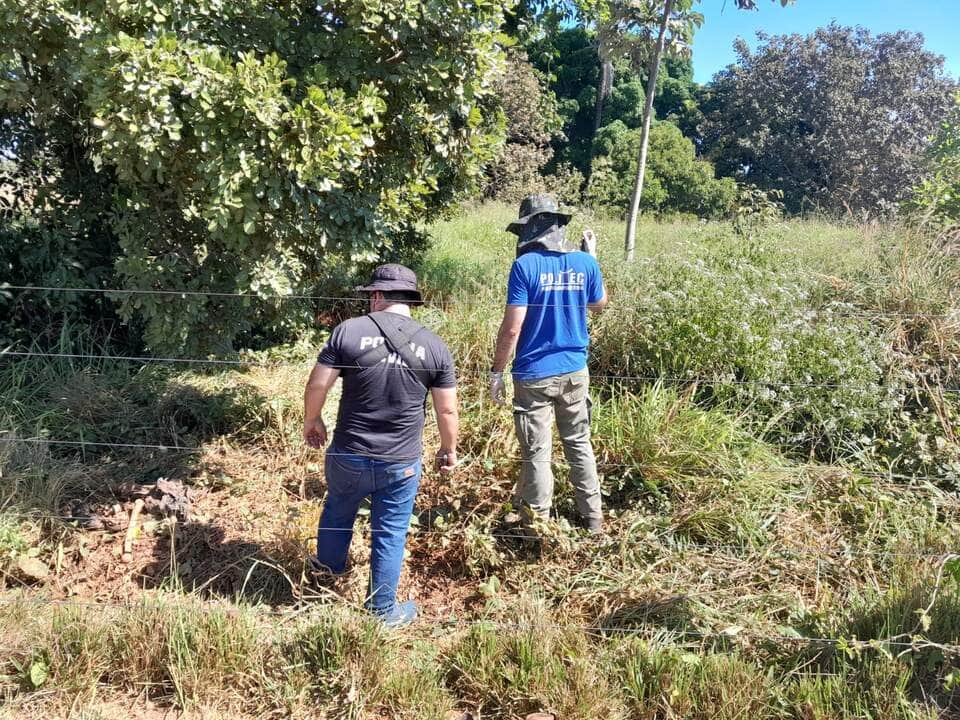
[517, 215, 568, 256]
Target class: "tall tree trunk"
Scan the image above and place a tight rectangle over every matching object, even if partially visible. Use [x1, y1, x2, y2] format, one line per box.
[585, 58, 613, 185]
[592, 59, 613, 135]
[624, 0, 673, 262]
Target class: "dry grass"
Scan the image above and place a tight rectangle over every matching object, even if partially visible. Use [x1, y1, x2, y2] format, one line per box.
[2, 207, 960, 717]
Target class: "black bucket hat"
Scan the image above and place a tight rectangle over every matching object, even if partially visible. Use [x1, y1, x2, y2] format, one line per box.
[506, 193, 573, 235]
[355, 263, 422, 304]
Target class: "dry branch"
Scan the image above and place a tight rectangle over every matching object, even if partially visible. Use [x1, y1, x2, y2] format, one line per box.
[121, 498, 145, 563]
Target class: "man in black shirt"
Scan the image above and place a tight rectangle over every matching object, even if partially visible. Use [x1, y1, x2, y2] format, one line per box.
[303, 264, 458, 627]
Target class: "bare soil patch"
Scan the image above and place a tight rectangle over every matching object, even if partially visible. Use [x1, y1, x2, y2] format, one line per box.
[30, 445, 482, 621]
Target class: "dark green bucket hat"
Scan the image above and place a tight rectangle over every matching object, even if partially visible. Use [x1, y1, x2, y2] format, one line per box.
[506, 193, 573, 235]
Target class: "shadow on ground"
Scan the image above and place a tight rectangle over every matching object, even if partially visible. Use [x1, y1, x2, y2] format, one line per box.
[141, 519, 299, 605]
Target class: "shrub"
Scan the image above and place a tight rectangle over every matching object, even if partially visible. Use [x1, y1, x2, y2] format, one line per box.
[593, 228, 891, 457]
[907, 93, 960, 229]
[1, 1, 509, 354]
[586, 122, 736, 218]
[543, 161, 586, 205]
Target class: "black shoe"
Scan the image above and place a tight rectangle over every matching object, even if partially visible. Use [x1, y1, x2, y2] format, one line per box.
[580, 515, 603, 535]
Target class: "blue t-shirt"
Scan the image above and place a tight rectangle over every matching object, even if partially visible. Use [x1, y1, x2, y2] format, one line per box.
[506, 250, 605, 381]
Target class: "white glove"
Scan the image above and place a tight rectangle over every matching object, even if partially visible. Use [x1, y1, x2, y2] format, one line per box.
[489, 371, 507, 405]
[580, 228, 597, 257]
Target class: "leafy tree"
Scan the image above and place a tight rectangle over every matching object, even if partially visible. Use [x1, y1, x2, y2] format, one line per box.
[586, 120, 735, 217]
[701, 25, 958, 216]
[586, 2, 701, 186]
[653, 57, 694, 119]
[620, 0, 795, 261]
[908, 93, 960, 229]
[526, 27, 696, 175]
[527, 27, 606, 172]
[0, 69, 120, 347]
[600, 70, 646, 129]
[482, 49, 564, 202]
[0, 0, 507, 354]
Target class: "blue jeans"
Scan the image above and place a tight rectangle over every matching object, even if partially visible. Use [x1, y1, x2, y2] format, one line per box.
[315, 447, 421, 614]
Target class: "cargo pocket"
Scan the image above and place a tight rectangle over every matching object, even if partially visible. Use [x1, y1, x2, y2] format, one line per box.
[515, 406, 554, 459]
[513, 409, 535, 456]
[557, 380, 592, 440]
[560, 384, 586, 406]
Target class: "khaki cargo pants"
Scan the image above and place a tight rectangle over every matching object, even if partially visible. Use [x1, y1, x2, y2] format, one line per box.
[512, 369, 602, 523]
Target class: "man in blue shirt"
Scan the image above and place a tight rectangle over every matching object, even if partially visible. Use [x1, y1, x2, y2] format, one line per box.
[489, 194, 608, 533]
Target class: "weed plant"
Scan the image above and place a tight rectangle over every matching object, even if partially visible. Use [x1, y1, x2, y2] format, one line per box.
[2, 203, 960, 717]
[1, 594, 954, 718]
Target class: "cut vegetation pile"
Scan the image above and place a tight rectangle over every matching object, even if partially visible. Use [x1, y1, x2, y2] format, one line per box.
[2, 204, 960, 718]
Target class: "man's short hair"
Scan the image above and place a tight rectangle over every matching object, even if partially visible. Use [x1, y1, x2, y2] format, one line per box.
[379, 290, 421, 305]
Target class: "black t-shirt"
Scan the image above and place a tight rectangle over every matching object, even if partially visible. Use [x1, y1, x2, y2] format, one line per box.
[317, 312, 456, 461]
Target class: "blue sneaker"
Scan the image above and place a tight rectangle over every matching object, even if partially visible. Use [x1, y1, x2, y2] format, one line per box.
[374, 600, 418, 628]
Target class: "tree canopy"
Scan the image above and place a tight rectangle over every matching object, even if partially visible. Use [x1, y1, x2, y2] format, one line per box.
[482, 48, 567, 202]
[586, 120, 735, 217]
[1, 0, 507, 353]
[700, 24, 958, 215]
[525, 28, 698, 178]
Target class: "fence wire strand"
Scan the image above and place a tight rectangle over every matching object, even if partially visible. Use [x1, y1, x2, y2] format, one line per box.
[4, 435, 959, 489]
[2, 283, 957, 319]
[2, 507, 958, 556]
[5, 349, 960, 393]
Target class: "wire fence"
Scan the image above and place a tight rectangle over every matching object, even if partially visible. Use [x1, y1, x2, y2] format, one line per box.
[5, 434, 960, 487]
[5, 349, 960, 394]
[3, 434, 960, 549]
[3, 281, 960, 666]
[2, 283, 958, 319]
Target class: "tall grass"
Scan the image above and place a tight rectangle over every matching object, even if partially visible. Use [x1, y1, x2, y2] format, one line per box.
[2, 203, 959, 716]
[1, 594, 952, 718]
[423, 204, 960, 479]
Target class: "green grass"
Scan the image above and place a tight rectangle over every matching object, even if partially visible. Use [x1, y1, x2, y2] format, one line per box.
[0, 594, 953, 718]
[1, 203, 960, 717]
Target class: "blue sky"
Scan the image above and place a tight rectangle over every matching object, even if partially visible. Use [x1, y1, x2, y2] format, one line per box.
[691, 0, 960, 83]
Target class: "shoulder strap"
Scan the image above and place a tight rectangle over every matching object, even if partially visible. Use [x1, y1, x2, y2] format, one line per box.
[354, 312, 432, 389]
